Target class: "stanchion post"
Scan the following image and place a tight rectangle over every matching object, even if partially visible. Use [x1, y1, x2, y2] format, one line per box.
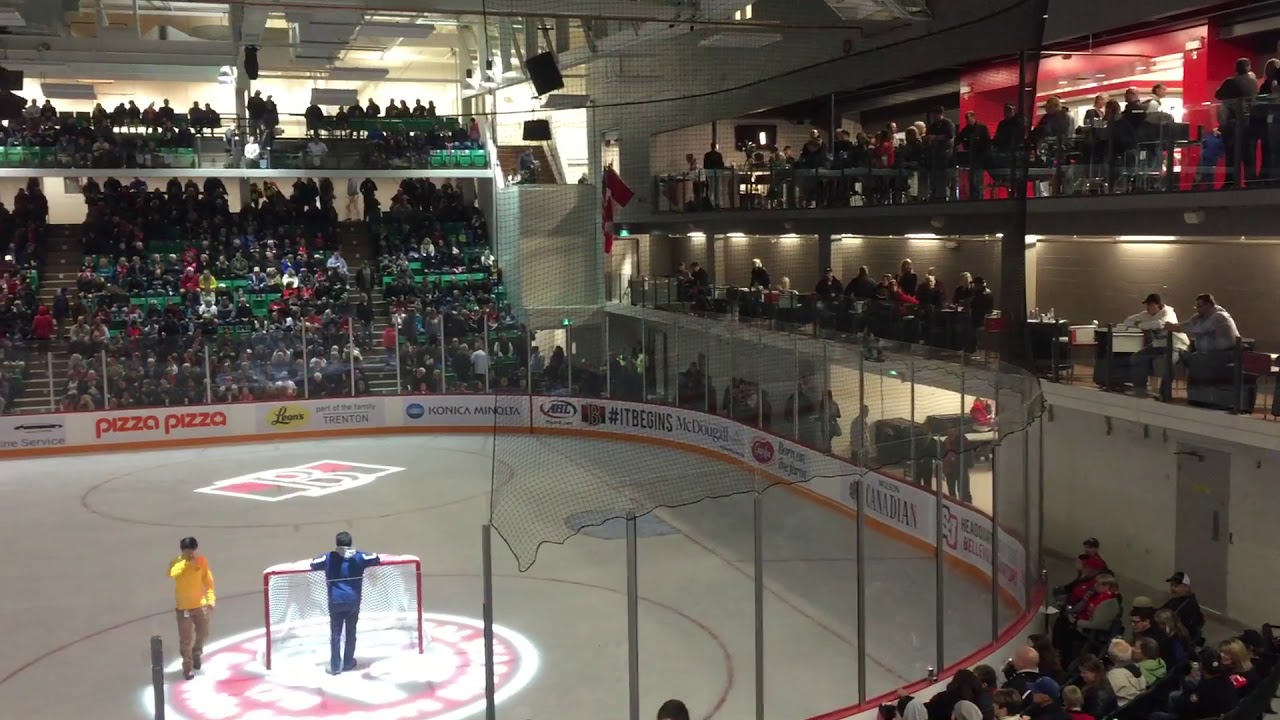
[856, 345, 868, 704]
[150, 635, 165, 720]
[481, 525, 496, 720]
[626, 514, 640, 720]
[754, 491, 765, 720]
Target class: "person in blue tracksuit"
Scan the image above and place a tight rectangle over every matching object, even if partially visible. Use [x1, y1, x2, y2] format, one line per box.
[311, 531, 381, 674]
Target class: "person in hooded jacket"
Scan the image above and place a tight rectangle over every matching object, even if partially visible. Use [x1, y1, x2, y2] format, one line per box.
[311, 531, 381, 674]
[1133, 637, 1168, 684]
[1105, 639, 1148, 705]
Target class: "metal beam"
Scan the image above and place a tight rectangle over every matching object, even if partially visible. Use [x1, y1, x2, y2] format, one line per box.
[191, 0, 712, 24]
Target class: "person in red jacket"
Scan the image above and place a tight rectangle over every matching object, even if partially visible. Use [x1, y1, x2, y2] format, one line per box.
[31, 305, 54, 354]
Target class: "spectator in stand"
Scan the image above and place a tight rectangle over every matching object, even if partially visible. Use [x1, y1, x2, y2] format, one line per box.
[1218, 639, 1258, 692]
[1151, 648, 1240, 720]
[897, 259, 918, 297]
[1026, 678, 1068, 720]
[1133, 636, 1169, 684]
[1003, 645, 1042, 697]
[925, 668, 984, 720]
[1120, 292, 1189, 398]
[1161, 571, 1206, 644]
[1215, 58, 1258, 186]
[1106, 639, 1147, 705]
[1076, 656, 1117, 718]
[656, 699, 690, 720]
[1060, 687, 1090, 720]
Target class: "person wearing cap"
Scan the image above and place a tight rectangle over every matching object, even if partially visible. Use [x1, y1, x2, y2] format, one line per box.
[814, 267, 844, 328]
[1237, 629, 1274, 677]
[1056, 551, 1108, 608]
[168, 536, 216, 680]
[1162, 571, 1205, 645]
[1120, 293, 1189, 398]
[1025, 677, 1068, 720]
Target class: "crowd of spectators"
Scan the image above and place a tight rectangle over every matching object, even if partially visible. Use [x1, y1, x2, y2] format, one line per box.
[52, 174, 370, 410]
[669, 58, 1280, 212]
[3, 93, 484, 171]
[0, 179, 47, 413]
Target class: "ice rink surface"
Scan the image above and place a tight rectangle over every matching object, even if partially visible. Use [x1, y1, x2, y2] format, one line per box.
[0, 435, 1007, 720]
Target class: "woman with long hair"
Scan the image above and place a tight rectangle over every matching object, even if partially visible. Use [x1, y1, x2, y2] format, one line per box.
[1219, 638, 1257, 689]
[1029, 633, 1065, 682]
[1152, 608, 1191, 666]
[1077, 656, 1118, 718]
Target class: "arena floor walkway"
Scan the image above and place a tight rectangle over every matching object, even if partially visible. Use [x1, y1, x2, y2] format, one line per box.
[0, 435, 1006, 720]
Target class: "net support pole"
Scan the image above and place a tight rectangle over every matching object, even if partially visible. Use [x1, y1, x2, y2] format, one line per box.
[626, 513, 640, 720]
[349, 318, 357, 397]
[604, 314, 612, 397]
[674, 328, 681, 407]
[753, 492, 765, 720]
[856, 344, 868, 704]
[150, 635, 165, 720]
[482, 525, 497, 720]
[102, 349, 109, 407]
[930, 358, 945, 675]
[439, 318, 447, 392]
[262, 571, 272, 670]
[483, 315, 491, 393]
[395, 323, 402, 391]
[204, 345, 212, 403]
[639, 319, 646, 400]
[302, 320, 310, 399]
[566, 323, 574, 392]
[46, 351, 54, 411]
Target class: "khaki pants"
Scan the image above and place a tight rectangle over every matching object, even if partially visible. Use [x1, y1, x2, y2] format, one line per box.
[175, 606, 212, 673]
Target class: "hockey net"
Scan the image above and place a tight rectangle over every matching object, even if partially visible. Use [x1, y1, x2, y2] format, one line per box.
[262, 554, 424, 670]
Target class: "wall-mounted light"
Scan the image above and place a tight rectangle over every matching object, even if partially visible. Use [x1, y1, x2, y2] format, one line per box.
[1117, 235, 1175, 242]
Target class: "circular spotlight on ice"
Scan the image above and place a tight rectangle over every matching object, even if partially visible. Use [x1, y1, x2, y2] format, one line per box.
[141, 613, 539, 720]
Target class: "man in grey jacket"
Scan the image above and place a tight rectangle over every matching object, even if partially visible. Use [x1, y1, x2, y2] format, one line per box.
[1166, 293, 1239, 353]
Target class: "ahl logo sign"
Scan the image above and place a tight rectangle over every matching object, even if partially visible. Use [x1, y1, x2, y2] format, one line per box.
[194, 460, 404, 502]
[265, 405, 312, 430]
[538, 399, 577, 426]
[151, 613, 538, 720]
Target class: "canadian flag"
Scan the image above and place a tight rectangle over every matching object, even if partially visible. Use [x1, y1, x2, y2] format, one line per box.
[601, 167, 634, 255]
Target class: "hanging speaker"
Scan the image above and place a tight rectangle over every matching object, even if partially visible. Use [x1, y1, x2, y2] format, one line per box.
[522, 119, 552, 142]
[244, 46, 259, 81]
[524, 52, 565, 96]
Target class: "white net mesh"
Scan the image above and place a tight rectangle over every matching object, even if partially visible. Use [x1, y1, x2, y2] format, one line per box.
[263, 555, 422, 670]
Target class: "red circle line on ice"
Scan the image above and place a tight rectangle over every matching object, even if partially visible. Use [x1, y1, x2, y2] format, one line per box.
[145, 613, 539, 720]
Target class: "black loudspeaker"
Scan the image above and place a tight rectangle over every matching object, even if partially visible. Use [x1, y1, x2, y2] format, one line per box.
[0, 92, 25, 120]
[244, 46, 259, 81]
[0, 68, 24, 92]
[524, 51, 565, 96]
[522, 119, 552, 142]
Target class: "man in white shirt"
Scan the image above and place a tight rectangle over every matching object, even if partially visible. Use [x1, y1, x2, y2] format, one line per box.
[471, 346, 490, 385]
[1121, 293, 1188, 399]
[305, 138, 328, 168]
[243, 137, 261, 168]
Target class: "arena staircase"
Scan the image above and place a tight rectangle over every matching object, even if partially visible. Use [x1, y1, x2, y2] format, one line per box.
[14, 228, 82, 413]
[497, 144, 557, 184]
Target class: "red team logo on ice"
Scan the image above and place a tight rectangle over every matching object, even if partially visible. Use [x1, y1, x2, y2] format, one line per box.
[194, 461, 404, 502]
[157, 614, 536, 720]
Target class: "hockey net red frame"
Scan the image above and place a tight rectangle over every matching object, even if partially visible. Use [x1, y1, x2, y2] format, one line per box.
[261, 554, 424, 670]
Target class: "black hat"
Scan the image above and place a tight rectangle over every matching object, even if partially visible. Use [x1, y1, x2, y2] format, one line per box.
[1143, 293, 1163, 306]
[179, 536, 199, 550]
[1083, 537, 1100, 548]
[1166, 571, 1191, 586]
[1239, 629, 1265, 651]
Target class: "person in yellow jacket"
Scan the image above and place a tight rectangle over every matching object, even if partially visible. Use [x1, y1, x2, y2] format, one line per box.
[169, 536, 215, 680]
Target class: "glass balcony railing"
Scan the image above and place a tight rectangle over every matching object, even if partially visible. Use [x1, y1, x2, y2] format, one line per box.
[653, 97, 1280, 212]
[612, 274, 1279, 420]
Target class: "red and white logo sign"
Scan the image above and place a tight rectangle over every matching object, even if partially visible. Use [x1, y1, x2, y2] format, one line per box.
[194, 460, 404, 502]
[94, 410, 228, 439]
[751, 438, 775, 465]
[148, 613, 538, 720]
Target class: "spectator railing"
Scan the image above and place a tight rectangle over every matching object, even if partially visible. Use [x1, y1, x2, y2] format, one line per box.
[2, 111, 488, 171]
[614, 274, 1278, 420]
[652, 97, 1276, 213]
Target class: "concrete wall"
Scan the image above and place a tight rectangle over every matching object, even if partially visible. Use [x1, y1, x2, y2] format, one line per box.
[1041, 403, 1280, 627]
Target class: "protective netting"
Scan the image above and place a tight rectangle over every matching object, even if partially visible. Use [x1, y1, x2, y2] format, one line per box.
[262, 556, 423, 670]
[479, 0, 1049, 570]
